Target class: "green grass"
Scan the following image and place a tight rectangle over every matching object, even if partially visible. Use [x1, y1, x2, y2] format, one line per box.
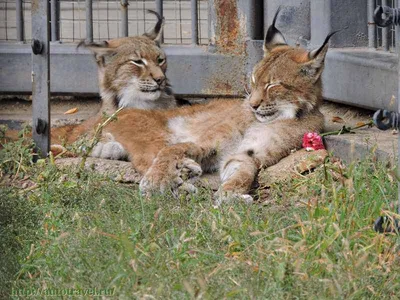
[1, 136, 400, 299]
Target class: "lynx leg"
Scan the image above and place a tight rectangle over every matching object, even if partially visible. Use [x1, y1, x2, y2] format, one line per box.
[215, 153, 259, 206]
[139, 143, 205, 196]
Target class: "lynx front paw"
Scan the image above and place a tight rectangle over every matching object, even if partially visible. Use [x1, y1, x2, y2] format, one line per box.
[213, 189, 254, 207]
[139, 158, 202, 197]
[91, 141, 129, 161]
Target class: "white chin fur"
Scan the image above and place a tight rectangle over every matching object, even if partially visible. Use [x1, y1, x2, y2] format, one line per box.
[136, 90, 162, 102]
[118, 85, 162, 109]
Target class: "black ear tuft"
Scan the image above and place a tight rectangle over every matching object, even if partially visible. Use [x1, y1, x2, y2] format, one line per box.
[301, 28, 346, 82]
[264, 6, 287, 53]
[308, 28, 345, 60]
[301, 29, 345, 83]
[143, 9, 165, 43]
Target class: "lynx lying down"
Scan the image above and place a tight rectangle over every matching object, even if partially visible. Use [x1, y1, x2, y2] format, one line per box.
[53, 9, 335, 205]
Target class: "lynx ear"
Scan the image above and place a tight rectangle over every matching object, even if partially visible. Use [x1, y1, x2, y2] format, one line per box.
[77, 40, 117, 68]
[300, 30, 341, 82]
[263, 7, 287, 54]
[78, 40, 117, 54]
[143, 9, 165, 44]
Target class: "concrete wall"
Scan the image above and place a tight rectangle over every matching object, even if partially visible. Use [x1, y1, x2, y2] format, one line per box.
[310, 0, 369, 48]
[264, 0, 311, 47]
[263, 0, 369, 48]
[0, 0, 397, 110]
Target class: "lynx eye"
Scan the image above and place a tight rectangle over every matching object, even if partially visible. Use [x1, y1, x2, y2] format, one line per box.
[158, 57, 165, 65]
[131, 59, 145, 67]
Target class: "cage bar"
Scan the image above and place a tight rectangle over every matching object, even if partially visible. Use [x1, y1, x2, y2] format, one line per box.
[382, 0, 389, 50]
[397, 0, 400, 214]
[155, 0, 163, 18]
[191, 0, 198, 44]
[368, 0, 377, 48]
[51, 0, 60, 42]
[85, 0, 93, 42]
[16, 0, 24, 42]
[31, 0, 51, 158]
[121, 0, 129, 37]
[155, 0, 164, 43]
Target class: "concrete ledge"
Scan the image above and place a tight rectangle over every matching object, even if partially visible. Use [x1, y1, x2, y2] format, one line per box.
[323, 48, 398, 111]
[0, 43, 398, 111]
[324, 127, 398, 164]
[0, 43, 246, 96]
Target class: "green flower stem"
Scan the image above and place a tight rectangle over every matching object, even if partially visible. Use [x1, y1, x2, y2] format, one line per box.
[321, 120, 374, 137]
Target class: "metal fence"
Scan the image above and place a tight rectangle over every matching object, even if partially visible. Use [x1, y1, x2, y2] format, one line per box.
[1, 0, 400, 159]
[1, 0, 399, 107]
[369, 0, 397, 52]
[0, 0, 209, 44]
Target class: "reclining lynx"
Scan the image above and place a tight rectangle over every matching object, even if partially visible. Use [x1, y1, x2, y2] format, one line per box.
[81, 10, 177, 113]
[52, 10, 177, 159]
[55, 10, 332, 204]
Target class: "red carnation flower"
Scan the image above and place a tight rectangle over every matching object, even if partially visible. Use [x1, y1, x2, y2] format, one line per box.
[302, 132, 325, 151]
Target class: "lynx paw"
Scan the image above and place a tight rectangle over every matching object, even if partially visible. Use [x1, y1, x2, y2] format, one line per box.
[139, 158, 202, 197]
[91, 133, 129, 161]
[213, 189, 254, 207]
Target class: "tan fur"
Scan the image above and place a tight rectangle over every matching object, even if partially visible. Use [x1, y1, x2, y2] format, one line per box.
[80, 10, 177, 114]
[52, 12, 334, 204]
[48, 11, 177, 152]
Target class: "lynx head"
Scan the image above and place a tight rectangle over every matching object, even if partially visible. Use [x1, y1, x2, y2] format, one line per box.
[79, 10, 175, 110]
[248, 8, 337, 123]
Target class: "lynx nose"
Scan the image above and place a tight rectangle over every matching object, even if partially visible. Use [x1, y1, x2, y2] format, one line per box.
[154, 76, 165, 86]
[250, 103, 260, 110]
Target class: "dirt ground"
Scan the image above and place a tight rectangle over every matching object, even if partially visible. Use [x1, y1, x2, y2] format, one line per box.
[0, 95, 373, 131]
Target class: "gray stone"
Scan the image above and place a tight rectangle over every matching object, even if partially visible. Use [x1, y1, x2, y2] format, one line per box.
[324, 127, 398, 164]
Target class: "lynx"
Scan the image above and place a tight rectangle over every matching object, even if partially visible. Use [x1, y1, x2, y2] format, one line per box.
[50, 10, 178, 159]
[54, 9, 333, 204]
[81, 10, 177, 114]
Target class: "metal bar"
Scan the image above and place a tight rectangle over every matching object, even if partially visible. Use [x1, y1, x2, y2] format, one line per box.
[383, 0, 390, 50]
[208, 0, 213, 46]
[397, 0, 400, 214]
[368, 0, 377, 48]
[121, 0, 129, 37]
[31, 0, 50, 158]
[85, 0, 93, 42]
[191, 0, 199, 45]
[51, 0, 60, 42]
[155, 0, 164, 43]
[16, 0, 24, 42]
